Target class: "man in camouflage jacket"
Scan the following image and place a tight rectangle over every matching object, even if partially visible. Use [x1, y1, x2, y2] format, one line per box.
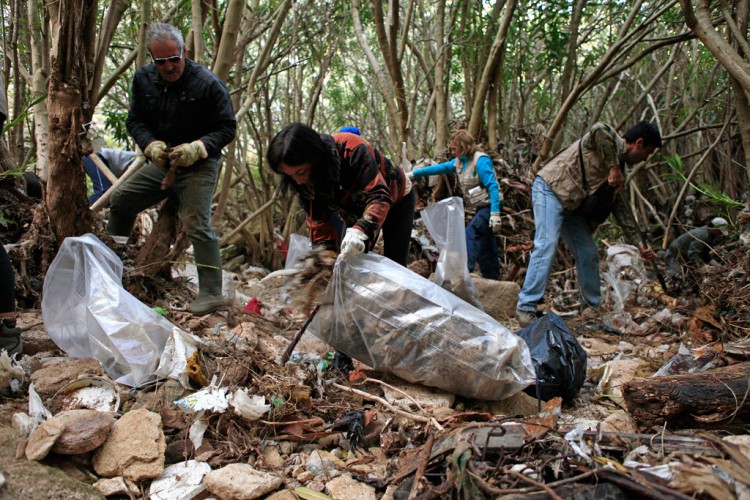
[516, 122, 661, 325]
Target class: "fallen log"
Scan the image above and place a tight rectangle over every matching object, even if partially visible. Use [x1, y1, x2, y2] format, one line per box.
[623, 361, 750, 429]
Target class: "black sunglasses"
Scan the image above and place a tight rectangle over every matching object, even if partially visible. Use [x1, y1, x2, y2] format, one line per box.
[151, 54, 183, 65]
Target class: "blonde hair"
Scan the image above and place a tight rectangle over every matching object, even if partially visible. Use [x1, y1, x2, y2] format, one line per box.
[450, 130, 476, 157]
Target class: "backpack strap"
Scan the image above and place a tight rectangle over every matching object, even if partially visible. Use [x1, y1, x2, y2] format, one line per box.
[578, 139, 589, 192]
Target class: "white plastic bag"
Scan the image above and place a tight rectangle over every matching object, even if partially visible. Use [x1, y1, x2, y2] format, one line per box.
[602, 244, 646, 312]
[309, 254, 534, 400]
[420, 197, 483, 309]
[41, 234, 176, 386]
[280, 234, 311, 304]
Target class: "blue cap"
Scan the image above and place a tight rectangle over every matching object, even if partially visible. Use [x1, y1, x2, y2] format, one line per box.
[339, 126, 361, 135]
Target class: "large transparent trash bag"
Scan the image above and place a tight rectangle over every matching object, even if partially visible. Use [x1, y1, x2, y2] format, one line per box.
[41, 234, 175, 386]
[421, 197, 483, 309]
[309, 254, 535, 400]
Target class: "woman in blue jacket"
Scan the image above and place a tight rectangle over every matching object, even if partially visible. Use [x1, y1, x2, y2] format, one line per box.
[409, 130, 503, 279]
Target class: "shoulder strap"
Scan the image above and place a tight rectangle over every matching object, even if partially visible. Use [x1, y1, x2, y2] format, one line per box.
[578, 139, 589, 192]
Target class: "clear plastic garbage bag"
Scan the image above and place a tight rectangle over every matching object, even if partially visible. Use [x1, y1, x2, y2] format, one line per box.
[309, 254, 534, 400]
[41, 234, 175, 386]
[420, 196, 483, 309]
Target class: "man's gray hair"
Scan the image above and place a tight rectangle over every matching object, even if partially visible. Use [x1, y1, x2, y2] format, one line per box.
[147, 23, 184, 53]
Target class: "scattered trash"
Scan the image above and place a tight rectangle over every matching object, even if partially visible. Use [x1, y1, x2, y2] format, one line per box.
[654, 342, 721, 377]
[28, 383, 51, 422]
[602, 244, 647, 311]
[175, 376, 229, 413]
[50, 377, 120, 413]
[0, 350, 24, 393]
[243, 297, 264, 315]
[229, 389, 271, 420]
[149, 460, 211, 500]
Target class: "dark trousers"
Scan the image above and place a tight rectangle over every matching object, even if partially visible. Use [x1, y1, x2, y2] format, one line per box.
[0, 244, 15, 314]
[466, 206, 500, 279]
[381, 189, 416, 267]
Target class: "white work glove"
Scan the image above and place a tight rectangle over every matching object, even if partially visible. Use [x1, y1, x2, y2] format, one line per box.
[144, 140, 168, 168]
[489, 212, 502, 234]
[168, 140, 208, 167]
[340, 227, 368, 261]
[405, 170, 415, 180]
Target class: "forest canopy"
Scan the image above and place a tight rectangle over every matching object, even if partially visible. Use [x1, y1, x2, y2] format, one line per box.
[1, 0, 748, 268]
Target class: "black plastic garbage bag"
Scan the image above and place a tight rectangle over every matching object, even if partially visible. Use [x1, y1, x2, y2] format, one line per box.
[516, 313, 587, 402]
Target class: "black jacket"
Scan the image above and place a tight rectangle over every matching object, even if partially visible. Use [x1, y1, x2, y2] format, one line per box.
[126, 59, 236, 158]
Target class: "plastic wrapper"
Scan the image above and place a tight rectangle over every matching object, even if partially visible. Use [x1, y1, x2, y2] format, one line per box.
[41, 234, 178, 386]
[149, 460, 211, 500]
[309, 254, 534, 400]
[420, 196, 483, 309]
[653, 343, 720, 377]
[517, 313, 587, 402]
[281, 234, 311, 304]
[602, 244, 646, 311]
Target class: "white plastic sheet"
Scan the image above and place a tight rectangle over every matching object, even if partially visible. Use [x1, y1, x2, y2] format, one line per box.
[149, 459, 211, 500]
[602, 244, 646, 312]
[309, 254, 534, 400]
[421, 197, 483, 309]
[41, 234, 179, 386]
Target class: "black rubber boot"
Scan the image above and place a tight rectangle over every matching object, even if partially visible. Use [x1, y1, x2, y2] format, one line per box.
[189, 240, 225, 315]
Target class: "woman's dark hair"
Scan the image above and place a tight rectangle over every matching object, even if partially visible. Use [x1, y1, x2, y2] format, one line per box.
[267, 123, 338, 192]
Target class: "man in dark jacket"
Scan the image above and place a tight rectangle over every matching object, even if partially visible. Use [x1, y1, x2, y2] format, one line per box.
[107, 22, 236, 315]
[665, 217, 728, 289]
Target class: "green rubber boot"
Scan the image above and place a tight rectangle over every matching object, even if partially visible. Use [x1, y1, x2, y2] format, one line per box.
[0, 323, 22, 356]
[189, 240, 225, 315]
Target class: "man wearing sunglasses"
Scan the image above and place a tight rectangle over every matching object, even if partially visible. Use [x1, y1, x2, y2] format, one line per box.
[107, 22, 236, 315]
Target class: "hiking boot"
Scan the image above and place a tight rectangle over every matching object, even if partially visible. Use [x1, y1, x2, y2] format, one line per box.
[516, 309, 536, 327]
[0, 323, 22, 356]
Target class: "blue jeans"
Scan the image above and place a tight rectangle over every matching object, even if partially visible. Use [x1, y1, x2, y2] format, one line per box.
[466, 206, 500, 279]
[107, 158, 220, 245]
[517, 177, 600, 312]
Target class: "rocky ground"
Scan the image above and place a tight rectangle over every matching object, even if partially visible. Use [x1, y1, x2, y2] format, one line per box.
[2, 202, 750, 499]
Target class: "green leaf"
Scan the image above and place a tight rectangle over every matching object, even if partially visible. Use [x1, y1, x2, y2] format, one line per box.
[294, 487, 332, 500]
[151, 306, 169, 316]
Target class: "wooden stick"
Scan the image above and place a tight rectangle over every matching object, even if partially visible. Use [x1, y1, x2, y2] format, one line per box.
[279, 304, 320, 365]
[90, 154, 146, 212]
[88, 153, 118, 184]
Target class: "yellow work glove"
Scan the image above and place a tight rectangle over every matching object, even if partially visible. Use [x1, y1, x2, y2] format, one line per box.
[168, 140, 208, 168]
[144, 140, 168, 168]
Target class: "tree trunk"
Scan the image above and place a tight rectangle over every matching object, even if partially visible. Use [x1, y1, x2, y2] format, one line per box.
[135, 196, 189, 276]
[433, 0, 448, 154]
[211, 0, 245, 224]
[623, 362, 750, 430]
[350, 0, 401, 150]
[46, 0, 97, 242]
[551, 0, 586, 152]
[191, 0, 205, 65]
[467, 0, 516, 139]
[89, 0, 129, 107]
[29, 0, 50, 178]
[533, 0, 646, 169]
[136, 0, 150, 69]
